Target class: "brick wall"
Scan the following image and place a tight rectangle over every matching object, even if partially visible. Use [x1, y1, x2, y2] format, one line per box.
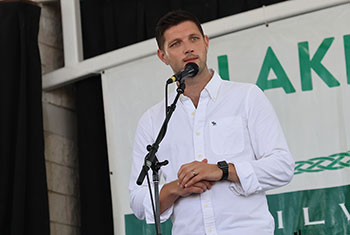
[38, 2, 81, 234]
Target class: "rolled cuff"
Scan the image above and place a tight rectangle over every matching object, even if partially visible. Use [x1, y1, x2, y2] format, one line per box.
[144, 185, 173, 224]
[229, 161, 262, 196]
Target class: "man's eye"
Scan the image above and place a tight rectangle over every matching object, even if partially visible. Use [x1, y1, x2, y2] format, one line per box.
[170, 42, 180, 47]
[191, 36, 199, 41]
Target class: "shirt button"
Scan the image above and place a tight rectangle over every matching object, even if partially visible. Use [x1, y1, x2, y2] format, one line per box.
[209, 228, 213, 233]
[204, 204, 208, 208]
[191, 111, 195, 116]
[196, 132, 200, 136]
[198, 154, 203, 158]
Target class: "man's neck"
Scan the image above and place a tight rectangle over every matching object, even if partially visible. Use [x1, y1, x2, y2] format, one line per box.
[183, 67, 213, 108]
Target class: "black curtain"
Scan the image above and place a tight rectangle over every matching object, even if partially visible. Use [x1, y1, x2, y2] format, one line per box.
[0, 2, 50, 235]
[76, 1, 286, 234]
[75, 75, 114, 235]
[80, 0, 286, 59]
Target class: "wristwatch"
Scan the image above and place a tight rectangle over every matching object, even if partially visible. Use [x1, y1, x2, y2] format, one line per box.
[217, 161, 229, 181]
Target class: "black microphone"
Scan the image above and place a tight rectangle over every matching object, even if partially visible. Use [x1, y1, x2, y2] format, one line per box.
[166, 62, 199, 84]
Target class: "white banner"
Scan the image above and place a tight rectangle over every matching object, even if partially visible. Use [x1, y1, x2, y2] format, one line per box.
[102, 3, 350, 234]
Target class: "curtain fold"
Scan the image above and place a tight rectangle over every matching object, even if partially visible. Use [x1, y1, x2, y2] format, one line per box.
[0, 2, 50, 235]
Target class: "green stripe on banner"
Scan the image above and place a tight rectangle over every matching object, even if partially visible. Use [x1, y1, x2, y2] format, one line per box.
[125, 185, 350, 234]
[268, 185, 350, 235]
[124, 214, 172, 235]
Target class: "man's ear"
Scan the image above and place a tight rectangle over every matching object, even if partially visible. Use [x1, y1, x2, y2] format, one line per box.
[157, 49, 169, 65]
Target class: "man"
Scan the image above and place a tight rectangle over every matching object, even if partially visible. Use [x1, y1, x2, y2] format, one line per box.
[129, 10, 294, 235]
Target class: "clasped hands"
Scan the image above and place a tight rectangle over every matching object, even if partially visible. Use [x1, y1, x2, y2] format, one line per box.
[176, 159, 222, 197]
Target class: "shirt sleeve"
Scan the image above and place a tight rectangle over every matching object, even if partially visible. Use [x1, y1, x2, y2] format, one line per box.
[230, 85, 295, 196]
[129, 110, 173, 223]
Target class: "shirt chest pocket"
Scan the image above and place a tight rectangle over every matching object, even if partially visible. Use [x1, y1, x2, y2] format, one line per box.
[209, 116, 244, 155]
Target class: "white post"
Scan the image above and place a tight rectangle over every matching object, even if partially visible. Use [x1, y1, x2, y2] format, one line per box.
[60, 0, 83, 65]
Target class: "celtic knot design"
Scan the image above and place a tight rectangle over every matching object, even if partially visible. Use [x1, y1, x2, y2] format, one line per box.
[294, 151, 350, 175]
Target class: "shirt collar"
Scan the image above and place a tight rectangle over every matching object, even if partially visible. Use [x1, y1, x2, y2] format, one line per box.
[204, 69, 221, 102]
[177, 69, 223, 102]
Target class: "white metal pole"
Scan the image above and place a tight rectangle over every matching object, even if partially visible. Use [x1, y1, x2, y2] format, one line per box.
[60, 0, 83, 66]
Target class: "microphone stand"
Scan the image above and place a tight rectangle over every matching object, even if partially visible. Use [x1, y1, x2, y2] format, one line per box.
[136, 82, 186, 235]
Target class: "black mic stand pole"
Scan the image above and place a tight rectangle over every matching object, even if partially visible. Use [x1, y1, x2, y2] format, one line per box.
[136, 82, 186, 235]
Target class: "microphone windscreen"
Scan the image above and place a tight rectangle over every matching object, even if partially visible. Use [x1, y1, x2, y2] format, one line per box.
[185, 62, 199, 77]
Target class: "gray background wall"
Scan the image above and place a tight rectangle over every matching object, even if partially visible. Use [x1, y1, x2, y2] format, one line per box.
[38, 2, 80, 234]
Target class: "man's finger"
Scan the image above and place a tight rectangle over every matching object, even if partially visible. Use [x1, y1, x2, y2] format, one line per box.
[181, 170, 199, 187]
[182, 185, 204, 195]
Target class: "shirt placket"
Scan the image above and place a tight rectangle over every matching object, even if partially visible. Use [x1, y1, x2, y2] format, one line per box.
[194, 93, 218, 235]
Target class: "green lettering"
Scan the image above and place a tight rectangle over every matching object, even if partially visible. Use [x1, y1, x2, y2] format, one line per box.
[298, 37, 340, 91]
[218, 55, 230, 81]
[256, 47, 295, 93]
[344, 35, 350, 85]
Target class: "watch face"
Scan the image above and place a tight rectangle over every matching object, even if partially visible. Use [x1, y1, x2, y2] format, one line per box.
[218, 161, 228, 169]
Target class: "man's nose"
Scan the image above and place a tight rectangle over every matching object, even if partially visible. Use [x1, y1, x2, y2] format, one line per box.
[183, 42, 194, 54]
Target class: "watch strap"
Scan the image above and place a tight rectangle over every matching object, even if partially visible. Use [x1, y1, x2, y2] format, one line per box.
[217, 161, 229, 181]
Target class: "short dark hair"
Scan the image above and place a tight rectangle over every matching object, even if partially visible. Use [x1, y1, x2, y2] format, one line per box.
[155, 10, 204, 50]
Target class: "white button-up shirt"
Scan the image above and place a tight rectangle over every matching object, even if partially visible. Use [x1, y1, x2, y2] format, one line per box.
[129, 70, 294, 235]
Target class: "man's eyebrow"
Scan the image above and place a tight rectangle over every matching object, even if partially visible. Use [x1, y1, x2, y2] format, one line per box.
[189, 33, 200, 37]
[169, 38, 180, 43]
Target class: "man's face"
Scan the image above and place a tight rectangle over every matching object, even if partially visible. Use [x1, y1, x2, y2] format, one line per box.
[157, 21, 209, 76]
